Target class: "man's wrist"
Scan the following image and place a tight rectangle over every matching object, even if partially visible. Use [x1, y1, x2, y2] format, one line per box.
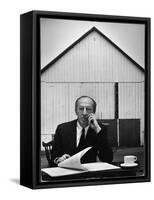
[95, 125, 101, 134]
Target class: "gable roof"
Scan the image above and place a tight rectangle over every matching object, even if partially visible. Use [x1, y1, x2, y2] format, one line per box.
[41, 26, 144, 74]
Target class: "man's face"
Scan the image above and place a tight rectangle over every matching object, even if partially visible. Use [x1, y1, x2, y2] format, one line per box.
[76, 97, 94, 127]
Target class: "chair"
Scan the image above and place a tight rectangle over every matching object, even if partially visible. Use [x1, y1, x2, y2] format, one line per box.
[42, 141, 53, 167]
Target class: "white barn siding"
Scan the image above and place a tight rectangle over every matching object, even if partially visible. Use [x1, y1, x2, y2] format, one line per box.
[41, 31, 144, 83]
[41, 82, 115, 135]
[68, 83, 115, 120]
[41, 29, 145, 148]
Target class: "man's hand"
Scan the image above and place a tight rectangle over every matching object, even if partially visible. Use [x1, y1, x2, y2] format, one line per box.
[88, 113, 101, 134]
[54, 154, 70, 165]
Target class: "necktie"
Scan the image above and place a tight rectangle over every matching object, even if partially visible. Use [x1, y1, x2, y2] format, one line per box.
[77, 128, 86, 150]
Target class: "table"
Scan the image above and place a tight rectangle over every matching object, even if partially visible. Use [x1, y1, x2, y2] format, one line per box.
[41, 162, 143, 182]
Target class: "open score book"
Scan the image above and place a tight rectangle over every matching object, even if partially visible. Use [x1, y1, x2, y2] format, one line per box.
[42, 147, 120, 177]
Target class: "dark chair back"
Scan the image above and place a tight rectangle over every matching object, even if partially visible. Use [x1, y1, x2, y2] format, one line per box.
[42, 141, 53, 167]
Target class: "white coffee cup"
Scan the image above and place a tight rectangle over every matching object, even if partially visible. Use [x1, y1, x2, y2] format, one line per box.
[124, 155, 137, 165]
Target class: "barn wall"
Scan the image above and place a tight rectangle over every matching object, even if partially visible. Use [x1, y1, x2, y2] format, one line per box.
[41, 30, 145, 149]
[41, 82, 115, 150]
[41, 82, 115, 134]
[41, 82, 144, 149]
[41, 31, 144, 83]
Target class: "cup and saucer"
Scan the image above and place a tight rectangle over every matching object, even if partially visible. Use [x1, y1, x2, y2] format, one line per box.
[120, 155, 138, 168]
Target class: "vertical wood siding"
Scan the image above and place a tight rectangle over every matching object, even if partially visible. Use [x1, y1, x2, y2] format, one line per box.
[41, 82, 115, 136]
[41, 31, 144, 83]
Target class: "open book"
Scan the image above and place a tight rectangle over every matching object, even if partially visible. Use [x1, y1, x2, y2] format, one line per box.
[42, 147, 120, 177]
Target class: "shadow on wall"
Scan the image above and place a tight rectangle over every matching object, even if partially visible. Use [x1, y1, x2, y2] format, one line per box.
[99, 119, 141, 148]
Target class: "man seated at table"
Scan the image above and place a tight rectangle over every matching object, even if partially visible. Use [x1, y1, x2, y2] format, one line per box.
[50, 96, 113, 166]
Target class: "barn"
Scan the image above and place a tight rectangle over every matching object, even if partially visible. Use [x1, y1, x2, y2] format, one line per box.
[41, 27, 144, 150]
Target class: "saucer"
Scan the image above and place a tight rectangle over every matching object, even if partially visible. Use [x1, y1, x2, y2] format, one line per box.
[120, 163, 138, 167]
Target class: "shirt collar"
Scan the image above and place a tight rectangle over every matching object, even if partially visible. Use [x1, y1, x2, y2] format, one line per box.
[77, 121, 89, 132]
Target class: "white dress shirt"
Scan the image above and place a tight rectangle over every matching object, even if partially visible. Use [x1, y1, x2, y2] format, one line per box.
[76, 121, 89, 147]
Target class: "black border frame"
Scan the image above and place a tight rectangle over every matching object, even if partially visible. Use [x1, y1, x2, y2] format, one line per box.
[20, 10, 151, 189]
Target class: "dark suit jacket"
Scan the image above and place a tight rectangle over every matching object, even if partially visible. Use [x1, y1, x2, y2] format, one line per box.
[50, 119, 113, 166]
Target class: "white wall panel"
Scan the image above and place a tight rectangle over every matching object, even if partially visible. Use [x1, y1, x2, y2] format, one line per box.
[41, 82, 115, 136]
[119, 82, 144, 118]
[41, 82, 70, 136]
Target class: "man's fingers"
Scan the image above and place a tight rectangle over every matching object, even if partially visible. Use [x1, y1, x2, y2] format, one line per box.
[57, 154, 70, 163]
[63, 154, 70, 159]
[88, 114, 95, 120]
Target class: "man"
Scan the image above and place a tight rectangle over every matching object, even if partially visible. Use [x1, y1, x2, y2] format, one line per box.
[50, 96, 113, 166]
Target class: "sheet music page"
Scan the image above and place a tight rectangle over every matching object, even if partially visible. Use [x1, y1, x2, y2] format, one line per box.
[42, 162, 120, 177]
[82, 162, 120, 171]
[42, 167, 85, 177]
[58, 147, 92, 170]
